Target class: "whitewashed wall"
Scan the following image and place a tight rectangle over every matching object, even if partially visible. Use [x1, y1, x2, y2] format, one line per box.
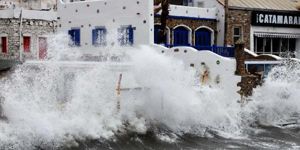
[215, 2, 225, 46]
[152, 45, 241, 98]
[57, 0, 154, 54]
[167, 5, 217, 19]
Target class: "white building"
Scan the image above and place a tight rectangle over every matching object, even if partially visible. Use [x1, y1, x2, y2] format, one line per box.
[57, 0, 154, 54]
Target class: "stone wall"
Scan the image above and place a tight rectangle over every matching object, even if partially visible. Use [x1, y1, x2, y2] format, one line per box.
[154, 17, 218, 45]
[0, 18, 56, 60]
[226, 9, 251, 49]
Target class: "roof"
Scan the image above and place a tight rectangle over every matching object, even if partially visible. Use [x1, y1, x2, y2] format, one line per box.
[218, 0, 300, 11]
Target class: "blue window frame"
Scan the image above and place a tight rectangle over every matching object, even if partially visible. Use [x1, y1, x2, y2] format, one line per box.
[195, 28, 211, 48]
[92, 27, 107, 46]
[68, 28, 80, 46]
[118, 25, 134, 46]
[173, 26, 190, 46]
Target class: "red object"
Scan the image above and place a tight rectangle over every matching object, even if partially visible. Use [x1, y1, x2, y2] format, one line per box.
[1, 37, 7, 54]
[39, 37, 47, 59]
[23, 36, 31, 52]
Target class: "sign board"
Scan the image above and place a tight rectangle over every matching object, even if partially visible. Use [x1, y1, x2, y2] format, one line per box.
[251, 11, 300, 28]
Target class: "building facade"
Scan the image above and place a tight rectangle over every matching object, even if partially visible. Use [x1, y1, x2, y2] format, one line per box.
[57, 0, 154, 55]
[183, 0, 300, 58]
[220, 0, 300, 58]
[154, 2, 227, 54]
[0, 1, 57, 60]
[154, 5, 218, 46]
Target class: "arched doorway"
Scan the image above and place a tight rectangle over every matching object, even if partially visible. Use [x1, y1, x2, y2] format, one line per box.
[173, 25, 191, 46]
[195, 27, 212, 49]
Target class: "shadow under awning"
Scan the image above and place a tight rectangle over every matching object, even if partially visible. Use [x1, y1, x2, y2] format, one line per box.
[254, 32, 300, 38]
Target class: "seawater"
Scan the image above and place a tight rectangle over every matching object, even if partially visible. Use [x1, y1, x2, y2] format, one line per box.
[0, 34, 300, 150]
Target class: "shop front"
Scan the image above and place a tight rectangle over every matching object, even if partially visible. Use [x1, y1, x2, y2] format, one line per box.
[250, 11, 300, 58]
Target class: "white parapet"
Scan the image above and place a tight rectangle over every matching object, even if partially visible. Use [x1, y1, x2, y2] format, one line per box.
[157, 4, 217, 20]
[0, 8, 56, 21]
[152, 45, 241, 99]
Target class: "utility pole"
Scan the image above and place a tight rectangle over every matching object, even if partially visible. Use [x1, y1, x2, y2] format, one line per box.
[224, 0, 228, 46]
[159, 0, 169, 44]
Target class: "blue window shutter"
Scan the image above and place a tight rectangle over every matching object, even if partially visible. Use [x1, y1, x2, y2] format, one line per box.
[118, 25, 134, 46]
[68, 30, 74, 45]
[68, 30, 72, 37]
[101, 29, 107, 46]
[92, 29, 97, 46]
[118, 28, 124, 45]
[128, 26, 134, 45]
[93, 28, 107, 46]
[75, 29, 80, 46]
[68, 29, 80, 46]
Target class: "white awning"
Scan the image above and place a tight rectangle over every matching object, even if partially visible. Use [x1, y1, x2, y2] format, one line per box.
[254, 32, 300, 39]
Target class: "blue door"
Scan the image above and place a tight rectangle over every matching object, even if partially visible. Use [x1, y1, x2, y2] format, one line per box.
[195, 28, 211, 49]
[92, 28, 107, 46]
[68, 29, 80, 46]
[118, 25, 134, 46]
[173, 26, 190, 46]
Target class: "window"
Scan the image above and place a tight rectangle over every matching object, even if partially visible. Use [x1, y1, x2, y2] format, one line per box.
[233, 27, 242, 44]
[68, 28, 80, 46]
[265, 38, 271, 53]
[246, 64, 275, 78]
[289, 39, 296, 53]
[118, 25, 134, 46]
[92, 27, 107, 46]
[23, 36, 31, 53]
[281, 38, 289, 53]
[0, 37, 7, 54]
[272, 38, 280, 55]
[254, 36, 297, 58]
[255, 37, 264, 54]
